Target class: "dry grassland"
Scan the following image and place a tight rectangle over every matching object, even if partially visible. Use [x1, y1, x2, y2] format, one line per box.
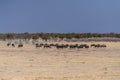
[0, 41, 119, 80]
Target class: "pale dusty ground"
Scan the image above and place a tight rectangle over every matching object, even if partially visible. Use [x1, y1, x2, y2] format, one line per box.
[0, 41, 119, 80]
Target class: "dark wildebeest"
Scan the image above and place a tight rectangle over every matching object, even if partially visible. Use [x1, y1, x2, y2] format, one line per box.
[91, 44, 96, 47]
[64, 44, 69, 48]
[7, 43, 11, 46]
[44, 44, 51, 48]
[49, 43, 56, 48]
[56, 44, 69, 49]
[100, 44, 107, 47]
[78, 44, 89, 49]
[12, 43, 15, 47]
[91, 44, 107, 48]
[69, 44, 78, 49]
[56, 44, 63, 49]
[94, 44, 101, 48]
[35, 43, 42, 48]
[18, 44, 23, 48]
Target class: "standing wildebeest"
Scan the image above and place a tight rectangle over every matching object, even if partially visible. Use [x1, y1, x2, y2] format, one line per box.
[94, 44, 101, 48]
[100, 44, 107, 47]
[44, 44, 51, 48]
[18, 44, 23, 48]
[35, 43, 43, 48]
[91, 44, 96, 47]
[69, 44, 78, 49]
[56, 44, 69, 49]
[7, 43, 11, 46]
[12, 43, 15, 47]
[91, 44, 107, 48]
[78, 44, 89, 49]
[56, 44, 63, 49]
[35, 43, 40, 48]
[7, 42, 15, 47]
[64, 44, 69, 48]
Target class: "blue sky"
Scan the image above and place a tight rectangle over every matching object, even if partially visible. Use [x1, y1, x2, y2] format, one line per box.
[0, 0, 120, 33]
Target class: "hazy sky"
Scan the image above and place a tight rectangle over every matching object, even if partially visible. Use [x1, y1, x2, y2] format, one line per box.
[0, 0, 120, 33]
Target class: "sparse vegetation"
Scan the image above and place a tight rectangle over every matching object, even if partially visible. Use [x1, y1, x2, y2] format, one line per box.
[0, 32, 120, 40]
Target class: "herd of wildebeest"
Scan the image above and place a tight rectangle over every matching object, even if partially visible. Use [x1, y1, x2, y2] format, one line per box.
[35, 43, 107, 49]
[6, 42, 107, 49]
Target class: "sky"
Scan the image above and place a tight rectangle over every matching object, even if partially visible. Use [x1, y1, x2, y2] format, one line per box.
[0, 0, 120, 33]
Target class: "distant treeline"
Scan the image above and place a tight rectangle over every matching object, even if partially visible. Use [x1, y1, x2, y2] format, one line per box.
[0, 32, 120, 40]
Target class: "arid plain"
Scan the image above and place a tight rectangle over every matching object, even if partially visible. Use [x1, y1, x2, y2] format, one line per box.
[0, 40, 119, 80]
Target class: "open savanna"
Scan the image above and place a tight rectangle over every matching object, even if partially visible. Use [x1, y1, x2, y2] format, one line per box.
[0, 41, 119, 80]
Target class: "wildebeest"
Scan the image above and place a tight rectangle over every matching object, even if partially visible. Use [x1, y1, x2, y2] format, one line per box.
[94, 44, 101, 48]
[12, 43, 15, 47]
[7, 43, 11, 46]
[18, 44, 23, 48]
[44, 44, 51, 48]
[7, 43, 15, 47]
[56, 44, 63, 49]
[35, 43, 43, 48]
[91, 44, 96, 47]
[50, 44, 56, 47]
[91, 44, 107, 48]
[100, 44, 107, 47]
[78, 44, 89, 49]
[69, 44, 78, 49]
[56, 44, 69, 49]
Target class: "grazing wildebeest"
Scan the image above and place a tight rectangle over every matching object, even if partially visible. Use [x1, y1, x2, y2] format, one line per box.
[64, 44, 69, 48]
[44, 44, 51, 48]
[69, 44, 78, 49]
[50, 44, 55, 47]
[36, 43, 41, 48]
[56, 44, 63, 49]
[7, 43, 10, 46]
[91, 44, 107, 48]
[84, 44, 89, 48]
[18, 44, 23, 48]
[94, 44, 101, 48]
[56, 44, 68, 49]
[91, 44, 96, 47]
[100, 44, 107, 47]
[12, 43, 15, 47]
[78, 44, 89, 49]
[35, 43, 43, 48]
